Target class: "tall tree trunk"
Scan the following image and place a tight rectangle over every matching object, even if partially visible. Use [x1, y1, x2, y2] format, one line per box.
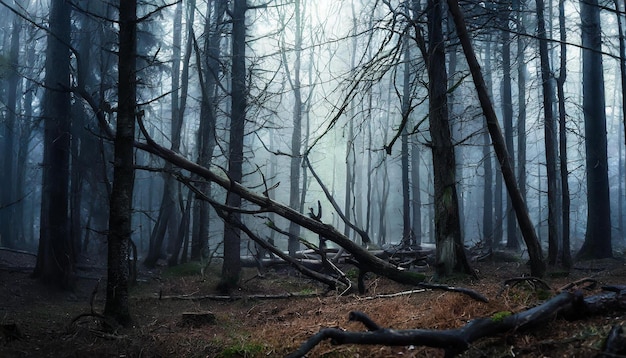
[516, 0, 528, 211]
[144, 1, 185, 266]
[535, 0, 560, 265]
[411, 140, 422, 246]
[500, 7, 519, 250]
[577, 0, 612, 259]
[191, 0, 227, 260]
[617, 0, 626, 147]
[33, 0, 74, 288]
[1, 13, 20, 249]
[427, 0, 472, 277]
[168, 0, 196, 266]
[104, 0, 137, 326]
[287, 0, 303, 255]
[483, 37, 494, 249]
[220, 0, 247, 291]
[447, 0, 546, 277]
[557, 0, 571, 268]
[401, 34, 412, 247]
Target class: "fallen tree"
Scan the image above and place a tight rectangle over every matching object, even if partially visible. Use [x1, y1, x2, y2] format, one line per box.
[134, 118, 429, 287]
[287, 286, 626, 357]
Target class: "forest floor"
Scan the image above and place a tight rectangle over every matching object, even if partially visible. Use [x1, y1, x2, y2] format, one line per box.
[1, 249, 626, 357]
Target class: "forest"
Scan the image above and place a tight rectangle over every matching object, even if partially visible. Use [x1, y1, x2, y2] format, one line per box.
[1, 0, 626, 356]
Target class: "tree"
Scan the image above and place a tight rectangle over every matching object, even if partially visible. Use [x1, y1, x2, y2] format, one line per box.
[499, 2, 518, 251]
[515, 0, 528, 228]
[483, 36, 494, 249]
[556, 0, 571, 268]
[0, 8, 20, 249]
[33, 0, 74, 289]
[285, 0, 304, 256]
[447, 0, 545, 277]
[426, 0, 472, 277]
[401, 25, 412, 247]
[535, 0, 560, 265]
[191, 0, 228, 260]
[577, 0, 612, 259]
[103, 0, 137, 326]
[143, 0, 184, 268]
[220, 0, 247, 291]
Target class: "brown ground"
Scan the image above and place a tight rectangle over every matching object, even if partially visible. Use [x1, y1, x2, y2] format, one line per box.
[1, 250, 625, 357]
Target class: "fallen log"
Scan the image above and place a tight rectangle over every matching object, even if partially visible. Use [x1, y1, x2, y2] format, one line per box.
[288, 287, 626, 357]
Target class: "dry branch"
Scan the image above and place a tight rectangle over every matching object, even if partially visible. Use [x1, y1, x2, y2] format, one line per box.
[158, 292, 319, 301]
[288, 287, 626, 357]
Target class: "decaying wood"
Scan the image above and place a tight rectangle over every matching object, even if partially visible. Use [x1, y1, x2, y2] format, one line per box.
[288, 287, 626, 357]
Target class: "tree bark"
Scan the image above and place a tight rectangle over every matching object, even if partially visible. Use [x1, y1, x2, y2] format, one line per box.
[33, 0, 74, 289]
[500, 6, 519, 251]
[427, 0, 473, 277]
[577, 0, 613, 259]
[557, 0, 572, 268]
[535, 0, 560, 265]
[103, 0, 137, 327]
[220, 0, 247, 291]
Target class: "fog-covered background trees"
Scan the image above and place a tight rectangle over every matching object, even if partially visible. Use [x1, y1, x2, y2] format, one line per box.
[0, 0, 625, 293]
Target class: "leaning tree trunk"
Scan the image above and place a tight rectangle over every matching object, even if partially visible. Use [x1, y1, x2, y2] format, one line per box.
[446, 0, 546, 277]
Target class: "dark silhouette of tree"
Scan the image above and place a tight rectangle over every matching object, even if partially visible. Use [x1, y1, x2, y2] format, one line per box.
[499, 3, 518, 251]
[191, 0, 228, 261]
[535, 0, 560, 265]
[143, 1, 184, 268]
[401, 25, 412, 247]
[0, 10, 20, 249]
[33, 0, 74, 289]
[483, 36, 494, 249]
[577, 0, 612, 259]
[427, 0, 473, 277]
[103, 0, 137, 327]
[220, 0, 247, 291]
[557, 0, 571, 268]
[515, 0, 528, 232]
[286, 0, 304, 256]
